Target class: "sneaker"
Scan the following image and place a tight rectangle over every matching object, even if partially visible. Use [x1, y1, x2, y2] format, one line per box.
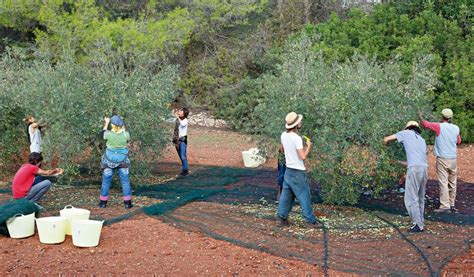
[180, 170, 189, 176]
[98, 200, 107, 208]
[408, 224, 424, 233]
[305, 221, 323, 229]
[277, 217, 290, 227]
[398, 187, 405, 193]
[124, 200, 133, 209]
[450, 207, 459, 213]
[433, 208, 450, 213]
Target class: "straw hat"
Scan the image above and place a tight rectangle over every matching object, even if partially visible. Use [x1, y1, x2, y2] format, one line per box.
[285, 112, 303, 129]
[441, 108, 453, 119]
[405, 120, 419, 129]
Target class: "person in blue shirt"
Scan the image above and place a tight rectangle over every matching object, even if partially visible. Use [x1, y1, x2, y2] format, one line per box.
[384, 121, 428, 233]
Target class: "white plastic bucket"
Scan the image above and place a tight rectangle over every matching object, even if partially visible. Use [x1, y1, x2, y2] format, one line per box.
[36, 216, 67, 244]
[59, 205, 90, 235]
[71, 220, 104, 247]
[6, 213, 35, 238]
[242, 148, 265, 168]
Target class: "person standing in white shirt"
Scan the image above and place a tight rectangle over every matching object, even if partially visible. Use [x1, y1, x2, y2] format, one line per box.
[277, 112, 322, 228]
[25, 115, 45, 153]
[175, 107, 189, 176]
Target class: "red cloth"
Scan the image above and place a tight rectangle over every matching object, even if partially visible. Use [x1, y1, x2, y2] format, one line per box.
[421, 120, 462, 144]
[12, 164, 39, 199]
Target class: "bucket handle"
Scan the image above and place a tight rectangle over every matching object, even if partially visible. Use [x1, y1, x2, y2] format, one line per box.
[63, 205, 75, 209]
[6, 213, 24, 224]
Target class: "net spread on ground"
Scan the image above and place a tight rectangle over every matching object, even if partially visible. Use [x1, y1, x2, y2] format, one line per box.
[0, 166, 472, 276]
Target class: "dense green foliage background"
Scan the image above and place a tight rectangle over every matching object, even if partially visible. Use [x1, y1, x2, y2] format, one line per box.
[0, 48, 178, 177]
[0, 0, 472, 202]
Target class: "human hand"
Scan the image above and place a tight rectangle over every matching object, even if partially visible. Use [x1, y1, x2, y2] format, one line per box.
[104, 117, 110, 123]
[418, 111, 423, 119]
[51, 168, 64, 176]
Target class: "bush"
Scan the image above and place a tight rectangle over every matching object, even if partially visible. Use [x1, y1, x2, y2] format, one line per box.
[253, 37, 437, 204]
[0, 96, 28, 170]
[301, 5, 473, 141]
[0, 49, 178, 177]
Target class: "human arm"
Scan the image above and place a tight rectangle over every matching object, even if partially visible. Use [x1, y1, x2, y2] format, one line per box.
[419, 112, 440, 136]
[457, 134, 461, 145]
[297, 139, 311, 160]
[383, 134, 397, 145]
[37, 168, 62, 176]
[103, 117, 110, 131]
[28, 122, 39, 134]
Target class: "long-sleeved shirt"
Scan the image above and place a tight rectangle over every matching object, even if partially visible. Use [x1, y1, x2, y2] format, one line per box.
[421, 120, 461, 159]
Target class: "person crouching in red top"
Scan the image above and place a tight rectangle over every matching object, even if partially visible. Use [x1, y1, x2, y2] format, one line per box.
[12, 152, 62, 207]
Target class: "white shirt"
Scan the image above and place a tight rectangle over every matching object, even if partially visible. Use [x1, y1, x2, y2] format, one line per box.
[29, 124, 42, 153]
[281, 131, 305, 170]
[178, 118, 188, 138]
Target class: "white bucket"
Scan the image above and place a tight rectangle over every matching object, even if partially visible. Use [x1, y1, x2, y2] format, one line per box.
[59, 205, 90, 235]
[36, 216, 67, 244]
[242, 148, 265, 168]
[6, 213, 35, 238]
[71, 220, 104, 247]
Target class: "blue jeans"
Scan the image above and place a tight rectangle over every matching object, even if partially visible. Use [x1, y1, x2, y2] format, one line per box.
[277, 168, 317, 223]
[100, 167, 132, 201]
[179, 141, 188, 172]
[26, 176, 52, 202]
[277, 162, 286, 187]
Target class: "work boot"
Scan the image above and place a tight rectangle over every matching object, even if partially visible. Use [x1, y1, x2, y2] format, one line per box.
[98, 200, 107, 208]
[124, 200, 133, 209]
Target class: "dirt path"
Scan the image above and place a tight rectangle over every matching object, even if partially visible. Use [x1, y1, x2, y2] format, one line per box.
[0, 127, 473, 275]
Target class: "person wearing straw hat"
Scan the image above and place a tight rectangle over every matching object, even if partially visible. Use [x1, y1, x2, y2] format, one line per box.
[98, 115, 133, 209]
[276, 112, 322, 228]
[419, 109, 461, 213]
[384, 121, 428, 233]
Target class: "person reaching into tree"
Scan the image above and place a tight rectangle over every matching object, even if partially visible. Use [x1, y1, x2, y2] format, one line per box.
[384, 121, 428, 233]
[98, 115, 133, 209]
[276, 112, 322, 228]
[12, 152, 63, 209]
[419, 109, 461, 213]
[24, 115, 46, 153]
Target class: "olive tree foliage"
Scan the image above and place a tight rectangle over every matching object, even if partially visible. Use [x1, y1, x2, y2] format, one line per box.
[254, 37, 437, 204]
[0, 48, 179, 177]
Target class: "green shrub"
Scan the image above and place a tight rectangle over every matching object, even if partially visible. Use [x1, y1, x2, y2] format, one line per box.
[0, 49, 178, 177]
[253, 37, 436, 204]
[301, 5, 473, 141]
[0, 96, 28, 170]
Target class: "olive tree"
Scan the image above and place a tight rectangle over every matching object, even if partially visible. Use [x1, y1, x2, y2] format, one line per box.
[254, 37, 437, 204]
[0, 49, 178, 177]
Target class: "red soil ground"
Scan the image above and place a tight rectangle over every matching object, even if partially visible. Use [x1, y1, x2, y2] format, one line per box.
[0, 127, 472, 275]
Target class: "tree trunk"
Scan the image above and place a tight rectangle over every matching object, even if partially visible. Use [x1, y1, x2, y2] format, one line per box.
[304, 0, 311, 23]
